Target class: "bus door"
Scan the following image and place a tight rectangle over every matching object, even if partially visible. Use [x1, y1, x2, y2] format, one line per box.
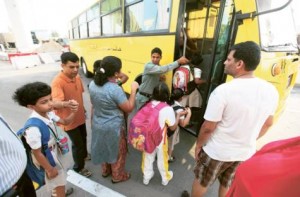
[177, 0, 235, 136]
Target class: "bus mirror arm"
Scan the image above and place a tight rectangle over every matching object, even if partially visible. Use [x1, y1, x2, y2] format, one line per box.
[236, 11, 256, 23]
[236, 0, 293, 22]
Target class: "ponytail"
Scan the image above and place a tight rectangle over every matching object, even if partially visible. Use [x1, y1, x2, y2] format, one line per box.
[94, 66, 107, 86]
[93, 56, 122, 86]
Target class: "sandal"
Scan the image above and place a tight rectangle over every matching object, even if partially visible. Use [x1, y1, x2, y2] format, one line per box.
[66, 188, 74, 196]
[168, 156, 176, 163]
[101, 165, 112, 178]
[111, 172, 131, 184]
[102, 172, 111, 178]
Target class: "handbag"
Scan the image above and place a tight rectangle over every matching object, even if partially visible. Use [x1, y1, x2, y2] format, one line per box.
[48, 124, 70, 155]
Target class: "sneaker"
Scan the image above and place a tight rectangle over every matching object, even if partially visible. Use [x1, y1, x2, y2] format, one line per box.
[162, 171, 173, 186]
[168, 156, 176, 163]
[79, 168, 92, 177]
[85, 154, 91, 161]
[143, 172, 154, 185]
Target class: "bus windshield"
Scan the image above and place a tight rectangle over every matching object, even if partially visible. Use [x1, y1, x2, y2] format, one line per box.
[257, 0, 298, 51]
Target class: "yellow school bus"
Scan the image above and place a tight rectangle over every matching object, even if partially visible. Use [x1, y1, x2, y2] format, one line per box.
[69, 0, 299, 135]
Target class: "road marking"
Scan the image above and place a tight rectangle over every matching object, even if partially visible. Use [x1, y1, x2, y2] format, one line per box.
[67, 170, 126, 197]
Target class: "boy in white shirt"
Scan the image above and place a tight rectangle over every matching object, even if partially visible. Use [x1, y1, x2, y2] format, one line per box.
[13, 82, 78, 197]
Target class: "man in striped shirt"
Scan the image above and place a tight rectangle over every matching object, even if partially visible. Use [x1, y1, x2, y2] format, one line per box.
[0, 114, 36, 197]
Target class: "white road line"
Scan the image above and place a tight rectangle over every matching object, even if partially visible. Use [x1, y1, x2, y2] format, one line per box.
[67, 170, 126, 197]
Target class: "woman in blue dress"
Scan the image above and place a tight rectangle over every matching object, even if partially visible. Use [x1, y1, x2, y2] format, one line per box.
[89, 56, 139, 183]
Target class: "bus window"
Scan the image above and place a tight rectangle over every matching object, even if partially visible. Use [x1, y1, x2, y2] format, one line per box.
[72, 19, 79, 39]
[125, 0, 171, 33]
[102, 10, 122, 35]
[87, 3, 101, 37]
[186, 6, 219, 55]
[79, 12, 88, 39]
[101, 0, 121, 15]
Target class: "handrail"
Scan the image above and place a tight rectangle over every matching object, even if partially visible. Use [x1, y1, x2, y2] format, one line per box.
[182, 27, 187, 57]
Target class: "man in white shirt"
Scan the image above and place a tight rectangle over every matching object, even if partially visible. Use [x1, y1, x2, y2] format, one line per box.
[187, 41, 279, 197]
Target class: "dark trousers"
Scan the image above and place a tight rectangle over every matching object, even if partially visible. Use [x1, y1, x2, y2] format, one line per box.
[66, 123, 88, 172]
[1, 170, 36, 197]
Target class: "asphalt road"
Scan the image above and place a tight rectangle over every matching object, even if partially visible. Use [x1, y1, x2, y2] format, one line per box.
[0, 61, 299, 197]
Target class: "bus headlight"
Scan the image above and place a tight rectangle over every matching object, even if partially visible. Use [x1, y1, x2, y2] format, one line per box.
[271, 63, 281, 76]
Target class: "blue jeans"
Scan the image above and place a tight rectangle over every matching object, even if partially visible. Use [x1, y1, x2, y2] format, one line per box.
[66, 123, 88, 172]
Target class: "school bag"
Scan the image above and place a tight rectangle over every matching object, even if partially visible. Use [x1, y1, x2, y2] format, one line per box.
[128, 102, 168, 153]
[172, 65, 196, 94]
[17, 117, 56, 190]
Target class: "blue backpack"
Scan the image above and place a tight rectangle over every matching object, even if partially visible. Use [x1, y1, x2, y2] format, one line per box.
[17, 118, 56, 190]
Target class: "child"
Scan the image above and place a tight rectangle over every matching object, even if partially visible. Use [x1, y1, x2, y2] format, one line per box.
[13, 82, 78, 197]
[141, 82, 185, 186]
[168, 88, 191, 162]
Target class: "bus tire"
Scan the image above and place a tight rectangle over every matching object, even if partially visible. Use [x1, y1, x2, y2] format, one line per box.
[81, 59, 93, 78]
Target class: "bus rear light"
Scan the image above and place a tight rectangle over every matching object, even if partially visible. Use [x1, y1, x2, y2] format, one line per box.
[271, 63, 281, 76]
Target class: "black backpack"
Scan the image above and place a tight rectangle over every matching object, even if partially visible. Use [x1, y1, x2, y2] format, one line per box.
[167, 105, 185, 137]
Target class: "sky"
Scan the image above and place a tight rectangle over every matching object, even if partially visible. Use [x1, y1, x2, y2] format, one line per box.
[0, 0, 300, 38]
[0, 0, 96, 37]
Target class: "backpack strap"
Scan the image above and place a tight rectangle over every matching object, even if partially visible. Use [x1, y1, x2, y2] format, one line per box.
[154, 102, 169, 144]
[189, 65, 195, 76]
[154, 102, 168, 111]
[18, 117, 56, 167]
[173, 105, 185, 111]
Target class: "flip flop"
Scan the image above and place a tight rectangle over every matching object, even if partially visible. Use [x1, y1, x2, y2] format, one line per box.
[111, 172, 131, 184]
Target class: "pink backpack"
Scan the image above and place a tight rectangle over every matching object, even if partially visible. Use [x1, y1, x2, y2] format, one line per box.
[128, 102, 168, 153]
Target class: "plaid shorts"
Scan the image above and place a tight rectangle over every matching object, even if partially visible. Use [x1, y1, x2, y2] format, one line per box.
[194, 149, 241, 188]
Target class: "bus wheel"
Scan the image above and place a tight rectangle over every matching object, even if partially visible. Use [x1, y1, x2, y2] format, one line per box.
[81, 59, 93, 78]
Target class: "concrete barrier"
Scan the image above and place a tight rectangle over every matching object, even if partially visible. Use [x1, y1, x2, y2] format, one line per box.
[11, 54, 41, 69]
[38, 52, 63, 63]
